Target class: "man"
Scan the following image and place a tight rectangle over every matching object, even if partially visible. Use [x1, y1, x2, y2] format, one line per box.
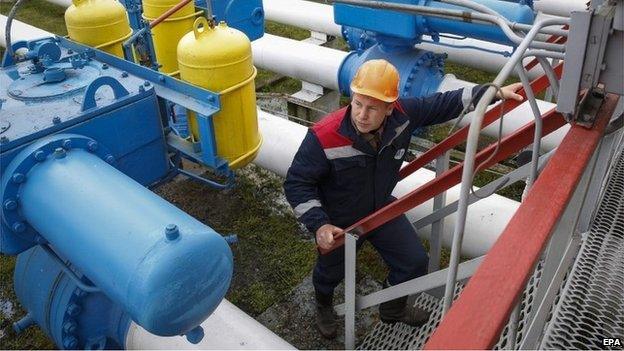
[284, 59, 523, 338]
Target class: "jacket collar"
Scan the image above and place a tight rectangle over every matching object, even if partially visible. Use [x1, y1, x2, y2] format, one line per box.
[337, 105, 410, 154]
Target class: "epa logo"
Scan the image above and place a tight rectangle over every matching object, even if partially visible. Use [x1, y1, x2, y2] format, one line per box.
[603, 338, 622, 347]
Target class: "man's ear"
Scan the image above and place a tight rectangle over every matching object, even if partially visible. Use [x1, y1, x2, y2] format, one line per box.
[385, 103, 395, 116]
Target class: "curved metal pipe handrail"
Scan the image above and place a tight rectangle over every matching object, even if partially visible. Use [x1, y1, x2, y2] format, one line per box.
[515, 64, 543, 191]
[441, 16, 566, 314]
[536, 56, 560, 97]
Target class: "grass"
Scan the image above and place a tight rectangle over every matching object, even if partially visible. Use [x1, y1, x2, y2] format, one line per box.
[0, 3, 525, 348]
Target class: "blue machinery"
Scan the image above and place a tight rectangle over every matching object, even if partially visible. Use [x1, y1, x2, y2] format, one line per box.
[0, 0, 538, 349]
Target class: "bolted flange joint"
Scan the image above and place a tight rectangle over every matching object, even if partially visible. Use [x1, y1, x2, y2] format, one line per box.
[1, 134, 114, 243]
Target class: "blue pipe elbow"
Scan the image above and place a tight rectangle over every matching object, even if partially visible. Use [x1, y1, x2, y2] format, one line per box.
[2, 134, 233, 337]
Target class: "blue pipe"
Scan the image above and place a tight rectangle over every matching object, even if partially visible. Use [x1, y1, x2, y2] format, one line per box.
[3, 134, 233, 337]
[335, 0, 535, 46]
[426, 0, 535, 45]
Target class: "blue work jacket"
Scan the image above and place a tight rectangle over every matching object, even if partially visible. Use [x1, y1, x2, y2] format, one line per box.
[284, 85, 490, 234]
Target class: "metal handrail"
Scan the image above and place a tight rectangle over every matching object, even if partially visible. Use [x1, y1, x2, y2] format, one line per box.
[442, 16, 568, 314]
[425, 95, 619, 349]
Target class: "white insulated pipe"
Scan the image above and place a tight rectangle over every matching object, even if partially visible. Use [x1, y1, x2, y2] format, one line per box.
[0, 15, 56, 47]
[533, 0, 588, 17]
[263, 0, 343, 37]
[252, 33, 348, 91]
[255, 109, 519, 258]
[125, 299, 294, 349]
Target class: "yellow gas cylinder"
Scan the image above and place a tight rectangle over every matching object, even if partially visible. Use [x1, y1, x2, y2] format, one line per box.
[64, 0, 132, 57]
[177, 18, 262, 169]
[142, 0, 197, 74]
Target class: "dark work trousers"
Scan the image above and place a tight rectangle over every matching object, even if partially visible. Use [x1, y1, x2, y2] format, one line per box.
[312, 214, 429, 296]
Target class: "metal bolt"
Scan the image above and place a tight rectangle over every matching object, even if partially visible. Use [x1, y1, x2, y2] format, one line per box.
[143, 81, 151, 87]
[62, 139, 72, 149]
[87, 141, 98, 152]
[74, 288, 86, 298]
[102, 63, 109, 70]
[63, 321, 77, 334]
[4, 199, 17, 211]
[208, 96, 215, 104]
[52, 116, 61, 125]
[33, 150, 46, 162]
[12, 222, 26, 233]
[159, 75, 166, 82]
[11, 173, 25, 184]
[63, 336, 78, 349]
[67, 303, 81, 317]
[105, 155, 115, 164]
[185, 326, 205, 344]
[34, 236, 48, 245]
[54, 147, 67, 159]
[165, 224, 179, 241]
[138, 85, 145, 93]
[121, 71, 128, 78]
[0, 136, 9, 144]
[67, 49, 73, 54]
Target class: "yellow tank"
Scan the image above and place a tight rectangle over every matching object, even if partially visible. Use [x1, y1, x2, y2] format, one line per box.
[142, 0, 197, 74]
[177, 18, 262, 169]
[64, 0, 132, 57]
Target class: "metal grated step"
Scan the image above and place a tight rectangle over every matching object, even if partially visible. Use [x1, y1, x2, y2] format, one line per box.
[357, 261, 545, 350]
[540, 148, 624, 350]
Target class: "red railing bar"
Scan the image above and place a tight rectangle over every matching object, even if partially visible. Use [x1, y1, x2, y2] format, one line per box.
[424, 94, 619, 350]
[398, 63, 563, 181]
[320, 107, 567, 254]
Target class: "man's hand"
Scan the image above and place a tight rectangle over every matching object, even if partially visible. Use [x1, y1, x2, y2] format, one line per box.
[496, 82, 524, 102]
[316, 224, 344, 250]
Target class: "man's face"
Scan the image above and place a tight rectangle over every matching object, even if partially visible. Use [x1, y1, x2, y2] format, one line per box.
[350, 93, 394, 133]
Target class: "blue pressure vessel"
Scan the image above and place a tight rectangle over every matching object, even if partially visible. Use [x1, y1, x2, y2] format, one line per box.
[3, 135, 233, 337]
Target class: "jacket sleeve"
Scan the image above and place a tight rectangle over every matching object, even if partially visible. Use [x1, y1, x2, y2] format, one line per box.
[283, 130, 331, 235]
[398, 84, 496, 127]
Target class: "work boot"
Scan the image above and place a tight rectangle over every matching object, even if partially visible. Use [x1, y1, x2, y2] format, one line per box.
[379, 295, 431, 328]
[315, 290, 337, 339]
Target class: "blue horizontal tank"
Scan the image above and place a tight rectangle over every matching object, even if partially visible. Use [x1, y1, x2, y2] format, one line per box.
[2, 134, 233, 337]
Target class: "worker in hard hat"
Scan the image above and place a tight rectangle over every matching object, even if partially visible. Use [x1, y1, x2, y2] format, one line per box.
[284, 59, 523, 339]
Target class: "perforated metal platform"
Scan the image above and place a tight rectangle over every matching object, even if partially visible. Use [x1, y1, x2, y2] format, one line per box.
[540, 148, 624, 350]
[357, 261, 544, 350]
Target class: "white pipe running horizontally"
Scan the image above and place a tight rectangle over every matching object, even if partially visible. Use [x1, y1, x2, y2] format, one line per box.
[125, 299, 294, 349]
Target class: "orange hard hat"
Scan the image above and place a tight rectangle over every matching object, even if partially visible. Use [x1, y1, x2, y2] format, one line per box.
[350, 59, 400, 103]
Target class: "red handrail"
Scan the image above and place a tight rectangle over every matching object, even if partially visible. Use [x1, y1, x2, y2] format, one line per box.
[424, 94, 619, 349]
[320, 107, 567, 254]
[398, 63, 563, 180]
